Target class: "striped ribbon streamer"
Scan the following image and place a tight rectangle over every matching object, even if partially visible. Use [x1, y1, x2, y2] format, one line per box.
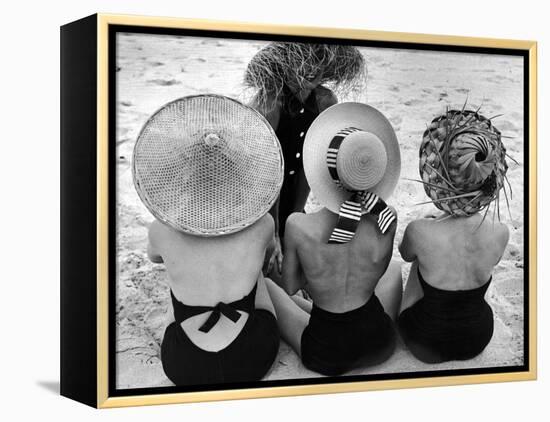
[326, 127, 396, 244]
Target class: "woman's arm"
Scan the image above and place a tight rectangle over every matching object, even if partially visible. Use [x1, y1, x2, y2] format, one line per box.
[399, 221, 418, 263]
[147, 221, 164, 263]
[250, 93, 283, 271]
[315, 86, 338, 112]
[280, 216, 305, 295]
[266, 155, 283, 274]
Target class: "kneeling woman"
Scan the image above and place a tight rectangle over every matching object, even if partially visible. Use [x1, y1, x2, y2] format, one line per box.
[398, 109, 510, 364]
[133, 95, 283, 385]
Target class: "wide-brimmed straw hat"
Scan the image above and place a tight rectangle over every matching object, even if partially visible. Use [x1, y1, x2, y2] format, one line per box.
[303, 102, 400, 215]
[132, 94, 284, 236]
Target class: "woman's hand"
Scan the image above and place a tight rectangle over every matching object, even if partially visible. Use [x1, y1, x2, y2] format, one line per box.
[267, 234, 283, 275]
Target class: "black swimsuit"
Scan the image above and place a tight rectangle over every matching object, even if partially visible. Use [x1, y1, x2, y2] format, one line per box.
[301, 294, 397, 376]
[275, 87, 320, 237]
[161, 284, 279, 386]
[398, 269, 494, 364]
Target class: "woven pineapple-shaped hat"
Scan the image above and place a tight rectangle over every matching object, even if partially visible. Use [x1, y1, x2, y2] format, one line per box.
[419, 108, 509, 217]
[133, 95, 284, 236]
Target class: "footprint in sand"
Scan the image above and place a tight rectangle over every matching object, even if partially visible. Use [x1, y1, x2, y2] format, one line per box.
[389, 85, 400, 92]
[367, 55, 385, 64]
[455, 88, 469, 94]
[389, 115, 402, 128]
[200, 39, 223, 47]
[147, 79, 181, 86]
[495, 119, 518, 131]
[404, 99, 422, 106]
[502, 244, 522, 261]
[485, 75, 515, 83]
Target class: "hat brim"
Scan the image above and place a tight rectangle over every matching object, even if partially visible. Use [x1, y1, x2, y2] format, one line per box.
[303, 102, 400, 214]
[132, 94, 284, 237]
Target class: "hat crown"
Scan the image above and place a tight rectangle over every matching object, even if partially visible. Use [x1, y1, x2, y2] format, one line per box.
[303, 102, 400, 215]
[337, 131, 388, 191]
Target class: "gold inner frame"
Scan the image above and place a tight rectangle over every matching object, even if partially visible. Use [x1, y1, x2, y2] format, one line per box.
[96, 13, 538, 408]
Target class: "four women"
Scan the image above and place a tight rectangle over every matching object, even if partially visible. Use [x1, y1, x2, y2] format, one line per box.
[133, 43, 511, 385]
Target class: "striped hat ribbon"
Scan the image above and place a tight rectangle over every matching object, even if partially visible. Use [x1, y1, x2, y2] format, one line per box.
[326, 127, 396, 244]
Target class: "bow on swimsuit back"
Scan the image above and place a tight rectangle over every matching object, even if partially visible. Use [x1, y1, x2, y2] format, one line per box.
[160, 283, 279, 386]
[170, 285, 256, 333]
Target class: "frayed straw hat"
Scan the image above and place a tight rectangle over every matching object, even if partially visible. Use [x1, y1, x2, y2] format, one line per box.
[303, 102, 401, 216]
[244, 42, 366, 109]
[132, 95, 284, 236]
[418, 107, 510, 218]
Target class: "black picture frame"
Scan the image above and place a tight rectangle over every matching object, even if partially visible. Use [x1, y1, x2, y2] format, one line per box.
[61, 13, 537, 408]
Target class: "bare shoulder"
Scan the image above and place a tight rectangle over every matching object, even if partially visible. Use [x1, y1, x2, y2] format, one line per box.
[285, 212, 319, 245]
[498, 221, 510, 239]
[404, 218, 429, 236]
[285, 212, 307, 237]
[148, 219, 165, 243]
[488, 220, 510, 247]
[249, 213, 275, 242]
[315, 86, 338, 112]
[258, 212, 275, 234]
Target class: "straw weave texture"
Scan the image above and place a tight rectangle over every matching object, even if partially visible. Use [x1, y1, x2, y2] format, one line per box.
[133, 95, 284, 236]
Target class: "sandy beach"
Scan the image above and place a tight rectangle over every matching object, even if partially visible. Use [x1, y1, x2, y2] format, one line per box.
[115, 32, 525, 389]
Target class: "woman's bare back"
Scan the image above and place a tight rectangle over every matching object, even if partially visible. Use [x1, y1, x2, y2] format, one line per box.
[286, 208, 396, 312]
[402, 213, 509, 290]
[149, 214, 273, 304]
[148, 214, 275, 351]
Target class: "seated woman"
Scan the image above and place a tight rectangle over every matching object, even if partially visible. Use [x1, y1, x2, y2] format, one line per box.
[265, 103, 403, 376]
[133, 95, 284, 385]
[244, 42, 367, 277]
[398, 109, 511, 364]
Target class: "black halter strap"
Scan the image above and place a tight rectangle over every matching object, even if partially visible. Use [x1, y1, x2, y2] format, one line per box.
[326, 127, 396, 244]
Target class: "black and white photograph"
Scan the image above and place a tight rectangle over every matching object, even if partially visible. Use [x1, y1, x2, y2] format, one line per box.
[113, 28, 527, 392]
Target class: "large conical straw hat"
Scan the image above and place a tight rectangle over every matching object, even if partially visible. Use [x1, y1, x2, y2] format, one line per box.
[303, 102, 401, 214]
[133, 95, 284, 236]
[419, 108, 509, 217]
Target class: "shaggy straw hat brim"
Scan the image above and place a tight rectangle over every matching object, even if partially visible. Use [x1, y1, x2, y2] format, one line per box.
[303, 102, 400, 214]
[132, 95, 284, 236]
